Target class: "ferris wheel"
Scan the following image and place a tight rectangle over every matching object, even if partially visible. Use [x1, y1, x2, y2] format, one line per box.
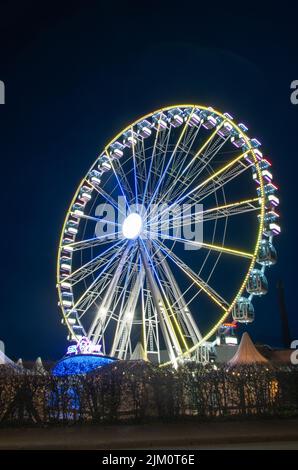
[57, 105, 280, 367]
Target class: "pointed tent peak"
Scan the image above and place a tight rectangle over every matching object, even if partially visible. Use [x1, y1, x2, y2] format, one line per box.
[33, 357, 47, 374]
[228, 332, 269, 366]
[130, 342, 148, 361]
[16, 358, 23, 367]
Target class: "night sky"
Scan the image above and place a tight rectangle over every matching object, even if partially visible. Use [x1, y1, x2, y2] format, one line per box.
[0, 1, 297, 360]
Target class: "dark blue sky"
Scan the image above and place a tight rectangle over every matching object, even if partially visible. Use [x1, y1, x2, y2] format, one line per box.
[0, 1, 297, 360]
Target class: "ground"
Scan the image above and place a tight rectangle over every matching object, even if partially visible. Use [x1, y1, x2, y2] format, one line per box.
[0, 418, 298, 449]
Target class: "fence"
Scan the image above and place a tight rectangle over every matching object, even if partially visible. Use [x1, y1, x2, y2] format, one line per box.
[0, 361, 297, 425]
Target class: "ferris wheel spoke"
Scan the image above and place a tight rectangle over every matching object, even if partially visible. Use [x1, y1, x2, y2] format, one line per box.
[60, 238, 125, 285]
[149, 197, 260, 232]
[149, 150, 250, 224]
[70, 212, 121, 228]
[130, 126, 141, 209]
[68, 241, 130, 319]
[149, 126, 172, 205]
[196, 160, 253, 203]
[151, 238, 229, 311]
[88, 181, 127, 217]
[146, 135, 229, 225]
[135, 138, 148, 202]
[157, 127, 202, 201]
[153, 248, 202, 344]
[155, 118, 200, 204]
[110, 262, 145, 359]
[140, 239, 188, 357]
[64, 233, 122, 252]
[141, 120, 163, 207]
[113, 159, 135, 201]
[200, 197, 260, 221]
[89, 243, 135, 345]
[106, 150, 132, 212]
[177, 136, 230, 199]
[146, 109, 195, 215]
[147, 230, 253, 259]
[160, 121, 226, 205]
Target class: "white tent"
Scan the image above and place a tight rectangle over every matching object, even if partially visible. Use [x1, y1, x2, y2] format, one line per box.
[228, 332, 268, 366]
[130, 342, 148, 361]
[32, 357, 47, 375]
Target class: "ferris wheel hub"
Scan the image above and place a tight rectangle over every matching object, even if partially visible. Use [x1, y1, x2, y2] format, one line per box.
[122, 213, 143, 239]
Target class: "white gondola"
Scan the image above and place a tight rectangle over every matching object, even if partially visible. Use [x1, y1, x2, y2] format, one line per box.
[252, 159, 273, 184]
[246, 269, 268, 295]
[262, 209, 280, 224]
[217, 121, 233, 137]
[97, 155, 112, 172]
[263, 221, 281, 236]
[90, 170, 102, 185]
[253, 149, 263, 161]
[62, 241, 73, 253]
[250, 138, 261, 148]
[244, 147, 263, 164]
[66, 225, 78, 235]
[257, 240, 277, 266]
[63, 235, 74, 243]
[101, 161, 112, 171]
[61, 280, 72, 289]
[202, 115, 217, 129]
[122, 130, 137, 148]
[168, 108, 184, 127]
[73, 200, 85, 210]
[257, 182, 278, 197]
[137, 120, 152, 138]
[65, 308, 78, 318]
[73, 209, 84, 217]
[260, 169, 273, 182]
[72, 203, 84, 217]
[223, 112, 233, 120]
[62, 291, 73, 308]
[60, 258, 71, 272]
[264, 193, 279, 209]
[185, 108, 201, 127]
[152, 111, 168, 130]
[62, 246, 73, 256]
[62, 291, 73, 299]
[238, 122, 248, 132]
[89, 169, 102, 185]
[110, 142, 124, 158]
[62, 317, 76, 325]
[259, 210, 280, 237]
[65, 218, 79, 236]
[231, 134, 246, 148]
[79, 187, 92, 202]
[232, 297, 255, 323]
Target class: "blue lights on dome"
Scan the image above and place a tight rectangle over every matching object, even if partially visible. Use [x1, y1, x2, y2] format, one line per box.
[52, 354, 115, 376]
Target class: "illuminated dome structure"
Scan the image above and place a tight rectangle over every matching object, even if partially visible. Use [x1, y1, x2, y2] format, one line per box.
[52, 337, 116, 376]
[57, 105, 280, 367]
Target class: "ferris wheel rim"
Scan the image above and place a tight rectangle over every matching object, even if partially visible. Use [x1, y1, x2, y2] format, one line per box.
[56, 103, 267, 366]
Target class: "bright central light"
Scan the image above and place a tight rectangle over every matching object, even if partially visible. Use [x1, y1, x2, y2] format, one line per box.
[122, 213, 143, 239]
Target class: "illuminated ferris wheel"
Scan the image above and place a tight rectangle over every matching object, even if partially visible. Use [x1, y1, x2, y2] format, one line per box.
[57, 105, 280, 367]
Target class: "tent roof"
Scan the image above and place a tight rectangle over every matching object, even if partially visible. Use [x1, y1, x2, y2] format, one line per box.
[130, 342, 148, 361]
[228, 332, 269, 366]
